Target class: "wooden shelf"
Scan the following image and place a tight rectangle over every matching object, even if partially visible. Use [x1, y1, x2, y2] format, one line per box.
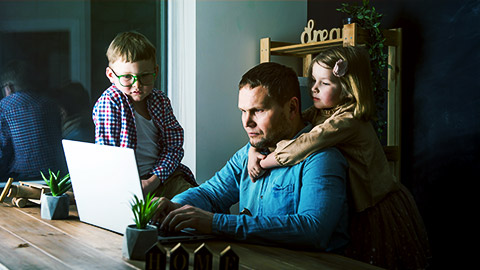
[269, 39, 344, 56]
[261, 23, 401, 75]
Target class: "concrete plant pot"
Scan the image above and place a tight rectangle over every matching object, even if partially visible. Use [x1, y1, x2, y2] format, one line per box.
[122, 224, 158, 261]
[40, 193, 70, 220]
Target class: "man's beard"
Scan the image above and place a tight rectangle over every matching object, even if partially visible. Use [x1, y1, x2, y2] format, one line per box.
[250, 115, 291, 150]
[249, 138, 273, 151]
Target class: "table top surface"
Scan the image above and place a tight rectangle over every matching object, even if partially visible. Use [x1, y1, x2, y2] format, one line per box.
[0, 197, 382, 270]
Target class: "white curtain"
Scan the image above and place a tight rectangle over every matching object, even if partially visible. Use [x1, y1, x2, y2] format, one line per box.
[168, 0, 196, 177]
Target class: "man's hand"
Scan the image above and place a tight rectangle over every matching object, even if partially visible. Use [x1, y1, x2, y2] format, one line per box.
[248, 146, 266, 182]
[153, 198, 214, 235]
[153, 197, 182, 224]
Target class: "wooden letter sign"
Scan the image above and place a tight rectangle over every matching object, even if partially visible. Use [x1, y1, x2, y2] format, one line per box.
[146, 243, 167, 270]
[170, 243, 189, 270]
[219, 246, 239, 270]
[300, 19, 341, 44]
[193, 243, 213, 270]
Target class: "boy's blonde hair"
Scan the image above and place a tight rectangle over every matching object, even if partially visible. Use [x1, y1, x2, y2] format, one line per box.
[106, 31, 156, 65]
[308, 46, 376, 121]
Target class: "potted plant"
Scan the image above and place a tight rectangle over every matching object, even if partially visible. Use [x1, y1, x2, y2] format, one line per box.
[40, 169, 71, 220]
[337, 0, 389, 141]
[122, 192, 160, 261]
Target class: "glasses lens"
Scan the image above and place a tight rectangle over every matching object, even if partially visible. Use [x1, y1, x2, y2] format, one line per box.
[120, 75, 135, 87]
[138, 73, 155, 85]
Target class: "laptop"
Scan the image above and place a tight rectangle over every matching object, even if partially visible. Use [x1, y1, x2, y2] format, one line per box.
[62, 140, 214, 243]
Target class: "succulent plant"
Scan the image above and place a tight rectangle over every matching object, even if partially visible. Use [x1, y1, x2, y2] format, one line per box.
[130, 192, 160, 229]
[41, 169, 71, 197]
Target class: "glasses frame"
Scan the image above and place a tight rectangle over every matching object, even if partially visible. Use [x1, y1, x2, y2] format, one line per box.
[109, 67, 156, 87]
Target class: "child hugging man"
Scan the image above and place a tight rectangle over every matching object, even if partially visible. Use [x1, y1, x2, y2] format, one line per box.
[93, 31, 197, 199]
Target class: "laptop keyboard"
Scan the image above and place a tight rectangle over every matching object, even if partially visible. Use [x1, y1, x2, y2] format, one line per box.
[158, 228, 192, 237]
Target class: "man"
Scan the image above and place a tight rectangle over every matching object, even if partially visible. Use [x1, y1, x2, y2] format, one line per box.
[155, 62, 349, 251]
[0, 60, 66, 182]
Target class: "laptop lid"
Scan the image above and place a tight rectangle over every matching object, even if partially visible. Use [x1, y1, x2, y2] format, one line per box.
[62, 139, 143, 235]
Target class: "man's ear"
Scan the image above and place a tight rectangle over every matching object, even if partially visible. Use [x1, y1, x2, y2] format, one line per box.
[288, 97, 300, 119]
[3, 84, 13, 97]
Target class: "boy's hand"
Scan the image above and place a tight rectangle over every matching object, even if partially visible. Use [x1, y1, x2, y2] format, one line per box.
[141, 175, 160, 196]
[248, 146, 266, 182]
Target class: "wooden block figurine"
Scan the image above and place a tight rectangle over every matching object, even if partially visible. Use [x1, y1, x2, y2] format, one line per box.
[5, 181, 50, 207]
[193, 243, 213, 270]
[1, 180, 74, 208]
[0, 178, 14, 203]
[169, 243, 189, 270]
[145, 242, 167, 270]
[11, 197, 29, 208]
[219, 246, 239, 270]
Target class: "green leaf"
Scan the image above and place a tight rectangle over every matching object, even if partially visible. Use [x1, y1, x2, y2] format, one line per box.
[337, 0, 388, 140]
[129, 192, 160, 229]
[40, 169, 70, 196]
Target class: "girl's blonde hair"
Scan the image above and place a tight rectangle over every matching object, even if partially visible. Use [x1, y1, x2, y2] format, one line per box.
[308, 46, 376, 121]
[106, 31, 156, 65]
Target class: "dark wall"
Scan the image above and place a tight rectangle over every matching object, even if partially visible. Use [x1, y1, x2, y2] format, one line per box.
[0, 31, 70, 95]
[307, 0, 480, 268]
[90, 0, 158, 103]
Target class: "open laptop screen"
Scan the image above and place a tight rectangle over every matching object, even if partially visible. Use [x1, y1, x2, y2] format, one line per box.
[62, 139, 144, 235]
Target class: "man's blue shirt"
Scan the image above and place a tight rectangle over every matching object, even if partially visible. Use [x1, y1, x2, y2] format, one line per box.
[172, 127, 350, 251]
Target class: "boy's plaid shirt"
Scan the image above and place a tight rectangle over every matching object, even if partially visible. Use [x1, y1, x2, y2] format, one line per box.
[92, 85, 195, 185]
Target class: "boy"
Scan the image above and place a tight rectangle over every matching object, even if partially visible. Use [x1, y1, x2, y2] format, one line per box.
[92, 31, 196, 198]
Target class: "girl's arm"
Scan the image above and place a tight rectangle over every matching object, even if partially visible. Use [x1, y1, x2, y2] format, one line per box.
[259, 152, 280, 169]
[274, 110, 357, 166]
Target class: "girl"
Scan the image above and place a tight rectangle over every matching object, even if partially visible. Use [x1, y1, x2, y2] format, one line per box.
[248, 46, 431, 270]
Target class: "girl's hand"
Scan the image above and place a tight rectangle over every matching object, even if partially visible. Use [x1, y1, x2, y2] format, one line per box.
[259, 153, 281, 169]
[248, 147, 266, 182]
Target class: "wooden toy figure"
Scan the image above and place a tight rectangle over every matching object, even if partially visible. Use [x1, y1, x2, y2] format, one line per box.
[0, 179, 51, 207]
[0, 178, 14, 203]
[219, 246, 239, 270]
[193, 243, 212, 270]
[145, 242, 167, 270]
[169, 243, 189, 270]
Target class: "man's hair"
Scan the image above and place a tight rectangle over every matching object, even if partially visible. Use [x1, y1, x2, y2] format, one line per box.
[308, 46, 375, 121]
[106, 31, 156, 65]
[0, 60, 39, 94]
[239, 62, 301, 108]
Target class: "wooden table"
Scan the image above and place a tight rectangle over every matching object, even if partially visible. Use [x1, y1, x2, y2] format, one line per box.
[0, 197, 383, 270]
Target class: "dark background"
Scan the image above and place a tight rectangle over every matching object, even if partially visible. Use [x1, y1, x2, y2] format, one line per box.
[307, 0, 479, 268]
[90, 0, 159, 102]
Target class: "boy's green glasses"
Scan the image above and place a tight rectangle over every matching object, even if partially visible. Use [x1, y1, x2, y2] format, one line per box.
[110, 68, 156, 87]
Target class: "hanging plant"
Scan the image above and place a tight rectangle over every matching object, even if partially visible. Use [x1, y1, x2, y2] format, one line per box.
[337, 0, 389, 140]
